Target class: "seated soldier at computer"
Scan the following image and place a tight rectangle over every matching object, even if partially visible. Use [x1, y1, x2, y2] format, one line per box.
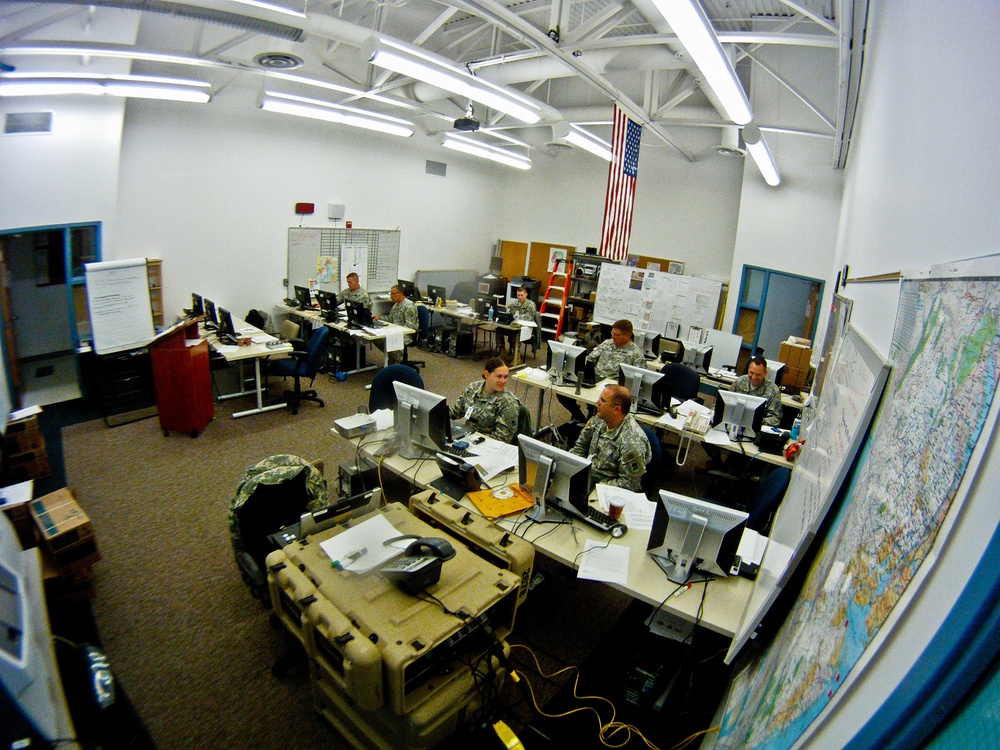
[569, 384, 651, 492]
[340, 272, 371, 308]
[373, 285, 418, 365]
[449, 358, 521, 444]
[733, 356, 783, 427]
[500, 286, 537, 359]
[558, 318, 646, 423]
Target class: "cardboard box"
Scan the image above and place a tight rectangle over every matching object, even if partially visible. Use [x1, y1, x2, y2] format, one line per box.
[41, 551, 97, 605]
[30, 488, 94, 552]
[4, 448, 50, 483]
[783, 365, 810, 388]
[4, 413, 45, 454]
[778, 341, 812, 369]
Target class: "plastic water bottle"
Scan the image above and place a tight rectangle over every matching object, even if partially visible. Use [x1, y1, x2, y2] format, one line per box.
[790, 415, 801, 441]
[487, 307, 494, 322]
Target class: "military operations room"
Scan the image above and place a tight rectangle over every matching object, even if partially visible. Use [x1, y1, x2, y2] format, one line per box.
[3, 3, 1000, 750]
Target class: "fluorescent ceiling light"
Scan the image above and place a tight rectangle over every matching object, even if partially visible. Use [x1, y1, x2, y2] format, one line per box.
[261, 91, 414, 137]
[648, 0, 752, 125]
[565, 125, 612, 161]
[442, 134, 531, 170]
[0, 75, 210, 102]
[365, 38, 542, 125]
[228, 0, 307, 19]
[742, 125, 781, 186]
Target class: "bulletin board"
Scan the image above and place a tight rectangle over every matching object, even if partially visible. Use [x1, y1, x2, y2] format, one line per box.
[287, 228, 400, 297]
[84, 258, 156, 355]
[592, 264, 722, 339]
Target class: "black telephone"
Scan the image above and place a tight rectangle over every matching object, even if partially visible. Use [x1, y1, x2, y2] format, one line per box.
[380, 537, 456, 593]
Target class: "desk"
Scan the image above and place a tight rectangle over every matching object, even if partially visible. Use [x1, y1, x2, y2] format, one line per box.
[510, 368, 794, 469]
[434, 306, 529, 363]
[204, 317, 291, 418]
[345, 429, 753, 637]
[648, 360, 806, 412]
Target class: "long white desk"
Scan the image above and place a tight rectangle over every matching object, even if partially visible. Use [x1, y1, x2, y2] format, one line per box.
[345, 429, 753, 637]
[204, 317, 292, 418]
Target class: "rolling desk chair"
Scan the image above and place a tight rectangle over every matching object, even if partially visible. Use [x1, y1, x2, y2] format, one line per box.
[639, 426, 663, 498]
[266, 325, 331, 414]
[403, 305, 430, 370]
[368, 365, 424, 412]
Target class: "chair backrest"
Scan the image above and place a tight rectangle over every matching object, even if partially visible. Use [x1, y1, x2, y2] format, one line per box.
[369, 364, 425, 412]
[416, 304, 431, 339]
[300, 326, 331, 377]
[747, 467, 792, 532]
[639, 426, 661, 497]
[246, 308, 267, 330]
[279, 319, 300, 341]
[451, 281, 477, 305]
[662, 363, 701, 402]
[513, 403, 533, 443]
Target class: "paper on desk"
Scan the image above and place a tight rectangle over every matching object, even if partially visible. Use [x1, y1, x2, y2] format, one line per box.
[214, 344, 239, 353]
[515, 367, 548, 382]
[238, 326, 258, 335]
[371, 408, 394, 431]
[252, 334, 278, 344]
[467, 437, 518, 481]
[702, 425, 733, 446]
[0, 480, 33, 508]
[384, 329, 404, 352]
[9, 405, 42, 420]
[595, 484, 657, 531]
[318, 514, 407, 573]
[519, 325, 533, 342]
[577, 540, 630, 586]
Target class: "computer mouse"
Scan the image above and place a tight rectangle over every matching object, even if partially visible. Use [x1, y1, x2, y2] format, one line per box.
[611, 524, 627, 538]
[452, 440, 469, 449]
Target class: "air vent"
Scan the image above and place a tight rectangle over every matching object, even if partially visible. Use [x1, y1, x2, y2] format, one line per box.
[5, 112, 52, 134]
[425, 160, 447, 177]
[254, 52, 304, 70]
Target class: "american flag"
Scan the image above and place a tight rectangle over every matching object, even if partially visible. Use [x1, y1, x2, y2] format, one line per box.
[599, 103, 642, 261]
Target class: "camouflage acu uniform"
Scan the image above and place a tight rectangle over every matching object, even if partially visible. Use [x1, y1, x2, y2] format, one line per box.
[340, 286, 371, 308]
[449, 381, 521, 444]
[504, 298, 538, 352]
[379, 298, 419, 364]
[732, 375, 783, 427]
[228, 454, 329, 599]
[570, 413, 651, 492]
[587, 339, 646, 380]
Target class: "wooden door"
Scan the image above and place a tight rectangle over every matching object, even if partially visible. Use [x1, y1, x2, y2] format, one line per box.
[0, 236, 23, 402]
[498, 240, 527, 281]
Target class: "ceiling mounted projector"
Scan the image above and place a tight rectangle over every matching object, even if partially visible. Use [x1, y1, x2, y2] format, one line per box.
[454, 103, 480, 132]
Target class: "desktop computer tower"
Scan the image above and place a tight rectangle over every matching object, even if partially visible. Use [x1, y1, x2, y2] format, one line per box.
[329, 336, 364, 371]
[447, 331, 473, 357]
[338, 458, 379, 497]
[430, 327, 451, 353]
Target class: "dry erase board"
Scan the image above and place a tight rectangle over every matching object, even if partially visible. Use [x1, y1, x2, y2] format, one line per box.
[287, 228, 400, 296]
[85, 258, 156, 355]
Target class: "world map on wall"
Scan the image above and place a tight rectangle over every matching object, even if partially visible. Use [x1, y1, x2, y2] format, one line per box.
[717, 274, 1000, 750]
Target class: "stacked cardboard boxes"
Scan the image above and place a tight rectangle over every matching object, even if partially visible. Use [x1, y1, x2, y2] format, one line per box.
[29, 487, 101, 603]
[778, 338, 813, 388]
[3, 409, 50, 483]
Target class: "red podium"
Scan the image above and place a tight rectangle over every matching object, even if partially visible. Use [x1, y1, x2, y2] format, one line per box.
[149, 318, 213, 437]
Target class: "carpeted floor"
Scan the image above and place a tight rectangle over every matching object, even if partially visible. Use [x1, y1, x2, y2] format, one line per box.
[50, 346, 725, 749]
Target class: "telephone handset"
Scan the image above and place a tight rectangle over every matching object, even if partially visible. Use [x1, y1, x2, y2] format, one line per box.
[380, 536, 455, 593]
[684, 411, 712, 436]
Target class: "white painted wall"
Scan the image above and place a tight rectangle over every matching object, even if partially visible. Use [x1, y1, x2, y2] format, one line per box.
[795, 1, 1000, 746]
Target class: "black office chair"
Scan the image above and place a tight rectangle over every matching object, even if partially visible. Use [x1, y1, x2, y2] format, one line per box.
[513, 403, 533, 444]
[266, 325, 330, 414]
[451, 280, 478, 306]
[369, 364, 424, 412]
[229, 454, 329, 603]
[746, 467, 792, 534]
[661, 363, 701, 403]
[639, 425, 663, 498]
[403, 305, 430, 370]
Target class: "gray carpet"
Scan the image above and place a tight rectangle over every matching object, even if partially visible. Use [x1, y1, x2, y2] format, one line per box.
[61, 347, 714, 748]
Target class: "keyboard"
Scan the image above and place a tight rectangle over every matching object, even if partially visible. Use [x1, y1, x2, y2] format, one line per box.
[581, 505, 618, 531]
[445, 446, 474, 459]
[371, 320, 389, 328]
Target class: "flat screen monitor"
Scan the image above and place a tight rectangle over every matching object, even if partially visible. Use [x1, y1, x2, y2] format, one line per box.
[397, 279, 419, 300]
[293, 285, 312, 310]
[660, 337, 685, 364]
[682, 342, 713, 374]
[217, 307, 238, 340]
[705, 329, 743, 371]
[204, 299, 219, 329]
[545, 340, 587, 386]
[632, 329, 660, 360]
[393, 382, 452, 459]
[346, 300, 374, 328]
[191, 292, 204, 316]
[647, 490, 748, 584]
[618, 363, 670, 416]
[714, 390, 768, 439]
[517, 434, 592, 523]
[316, 290, 339, 321]
[426, 284, 447, 305]
[765, 358, 785, 387]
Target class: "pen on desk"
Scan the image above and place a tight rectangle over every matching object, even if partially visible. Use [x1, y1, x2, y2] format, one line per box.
[331, 547, 368, 570]
[571, 524, 579, 545]
[670, 583, 692, 599]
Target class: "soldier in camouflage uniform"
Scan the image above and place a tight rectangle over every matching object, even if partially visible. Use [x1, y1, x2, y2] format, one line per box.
[570, 384, 651, 492]
[559, 318, 646, 422]
[449, 357, 521, 444]
[501, 287, 538, 357]
[732, 356, 782, 427]
[374, 285, 419, 364]
[340, 272, 371, 308]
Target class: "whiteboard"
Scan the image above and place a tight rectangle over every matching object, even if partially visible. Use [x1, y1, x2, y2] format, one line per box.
[287, 228, 400, 296]
[85, 259, 156, 355]
[593, 264, 721, 339]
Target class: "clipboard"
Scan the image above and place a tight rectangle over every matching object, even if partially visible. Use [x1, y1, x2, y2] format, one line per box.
[468, 484, 534, 518]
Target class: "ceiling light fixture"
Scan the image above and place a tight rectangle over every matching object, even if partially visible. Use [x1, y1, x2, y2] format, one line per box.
[0, 74, 210, 102]
[442, 134, 531, 170]
[260, 91, 414, 138]
[564, 124, 612, 161]
[363, 37, 542, 125]
[741, 125, 781, 186]
[648, 0, 752, 125]
[228, 0, 307, 19]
